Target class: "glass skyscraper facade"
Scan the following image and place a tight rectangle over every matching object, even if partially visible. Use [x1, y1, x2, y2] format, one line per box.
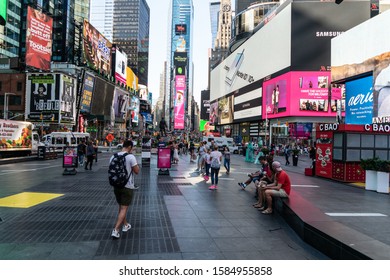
[166, 0, 194, 129]
[0, 0, 22, 58]
[89, 0, 113, 41]
[113, 0, 150, 85]
[210, 1, 220, 49]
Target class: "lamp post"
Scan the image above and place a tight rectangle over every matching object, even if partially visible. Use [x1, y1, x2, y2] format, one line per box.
[4, 92, 16, 120]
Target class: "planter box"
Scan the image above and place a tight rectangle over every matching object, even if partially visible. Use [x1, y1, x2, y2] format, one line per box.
[377, 171, 389, 194]
[365, 170, 377, 191]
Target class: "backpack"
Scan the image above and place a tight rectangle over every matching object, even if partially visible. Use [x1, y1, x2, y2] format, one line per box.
[108, 153, 130, 188]
[210, 156, 221, 169]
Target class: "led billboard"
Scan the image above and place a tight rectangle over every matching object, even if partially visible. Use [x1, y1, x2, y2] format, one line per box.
[262, 71, 333, 119]
[25, 6, 53, 71]
[113, 88, 128, 120]
[113, 46, 127, 85]
[25, 74, 59, 121]
[60, 75, 76, 123]
[174, 75, 186, 130]
[126, 66, 138, 90]
[175, 24, 187, 35]
[80, 72, 95, 114]
[82, 20, 112, 76]
[345, 76, 373, 125]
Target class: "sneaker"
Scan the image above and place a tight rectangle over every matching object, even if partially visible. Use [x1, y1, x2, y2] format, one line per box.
[204, 175, 209, 181]
[122, 223, 132, 232]
[214, 185, 218, 190]
[240, 183, 246, 190]
[111, 229, 120, 239]
[209, 185, 216, 190]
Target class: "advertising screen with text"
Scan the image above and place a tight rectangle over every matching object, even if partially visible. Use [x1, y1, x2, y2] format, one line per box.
[174, 75, 186, 130]
[25, 6, 53, 71]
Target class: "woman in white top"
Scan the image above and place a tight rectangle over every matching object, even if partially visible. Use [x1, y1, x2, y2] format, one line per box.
[209, 145, 223, 190]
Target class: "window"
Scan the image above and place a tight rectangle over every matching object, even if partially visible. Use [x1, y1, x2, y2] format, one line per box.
[17, 82, 23, 92]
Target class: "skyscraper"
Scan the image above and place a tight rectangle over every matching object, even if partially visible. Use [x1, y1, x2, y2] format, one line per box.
[235, 0, 279, 14]
[210, 0, 232, 70]
[89, 0, 113, 41]
[166, 0, 194, 130]
[0, 0, 22, 58]
[113, 0, 150, 86]
[210, 1, 220, 50]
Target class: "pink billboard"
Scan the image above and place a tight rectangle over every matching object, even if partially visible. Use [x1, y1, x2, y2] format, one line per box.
[262, 71, 334, 118]
[174, 75, 186, 129]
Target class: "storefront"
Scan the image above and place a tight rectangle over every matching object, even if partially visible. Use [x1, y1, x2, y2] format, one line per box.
[315, 123, 390, 182]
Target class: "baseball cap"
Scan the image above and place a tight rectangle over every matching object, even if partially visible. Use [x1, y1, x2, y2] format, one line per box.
[272, 161, 282, 172]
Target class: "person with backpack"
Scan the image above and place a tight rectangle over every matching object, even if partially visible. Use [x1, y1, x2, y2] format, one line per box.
[159, 117, 167, 136]
[109, 140, 139, 239]
[209, 145, 222, 190]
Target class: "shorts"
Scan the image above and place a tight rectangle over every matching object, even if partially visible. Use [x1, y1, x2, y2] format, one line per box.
[251, 176, 261, 183]
[268, 188, 289, 198]
[114, 187, 134, 206]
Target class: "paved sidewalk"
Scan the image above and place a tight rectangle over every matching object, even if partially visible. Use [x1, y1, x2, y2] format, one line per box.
[0, 151, 389, 259]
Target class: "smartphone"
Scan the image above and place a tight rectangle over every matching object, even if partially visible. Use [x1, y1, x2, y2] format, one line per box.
[225, 49, 245, 86]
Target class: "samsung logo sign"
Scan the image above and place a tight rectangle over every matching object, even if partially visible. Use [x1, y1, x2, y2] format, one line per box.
[316, 31, 344, 37]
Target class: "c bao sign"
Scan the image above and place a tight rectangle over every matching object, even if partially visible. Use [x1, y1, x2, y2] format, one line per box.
[106, 133, 114, 142]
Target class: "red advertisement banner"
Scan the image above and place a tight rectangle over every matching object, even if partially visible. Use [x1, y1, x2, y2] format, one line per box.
[25, 6, 53, 71]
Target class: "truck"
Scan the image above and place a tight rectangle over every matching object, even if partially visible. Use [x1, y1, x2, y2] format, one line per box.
[0, 119, 41, 158]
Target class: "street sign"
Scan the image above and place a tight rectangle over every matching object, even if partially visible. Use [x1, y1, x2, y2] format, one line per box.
[106, 133, 114, 142]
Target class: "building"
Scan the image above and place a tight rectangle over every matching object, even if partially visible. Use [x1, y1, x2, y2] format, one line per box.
[89, 0, 113, 41]
[210, 0, 372, 146]
[112, 0, 150, 86]
[166, 0, 194, 131]
[210, 0, 232, 70]
[210, 1, 220, 49]
[0, 0, 22, 59]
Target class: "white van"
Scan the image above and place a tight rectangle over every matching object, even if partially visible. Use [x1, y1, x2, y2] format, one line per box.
[42, 132, 90, 151]
[202, 136, 239, 154]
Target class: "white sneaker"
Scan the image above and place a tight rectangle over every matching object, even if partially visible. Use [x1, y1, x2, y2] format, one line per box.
[111, 228, 120, 239]
[122, 223, 132, 232]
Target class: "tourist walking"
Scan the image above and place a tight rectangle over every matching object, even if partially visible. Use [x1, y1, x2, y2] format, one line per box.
[110, 140, 139, 239]
[85, 141, 95, 170]
[209, 145, 222, 190]
[223, 146, 231, 174]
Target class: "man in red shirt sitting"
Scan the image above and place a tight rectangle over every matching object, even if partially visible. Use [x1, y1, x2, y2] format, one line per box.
[258, 161, 291, 214]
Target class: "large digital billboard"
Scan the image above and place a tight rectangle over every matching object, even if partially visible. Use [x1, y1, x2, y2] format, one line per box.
[174, 75, 186, 130]
[60, 75, 76, 123]
[130, 96, 140, 124]
[262, 71, 333, 119]
[126, 66, 138, 90]
[25, 6, 53, 71]
[82, 20, 112, 76]
[80, 72, 95, 114]
[90, 76, 115, 117]
[345, 76, 373, 125]
[112, 88, 128, 121]
[113, 46, 127, 85]
[25, 73, 59, 121]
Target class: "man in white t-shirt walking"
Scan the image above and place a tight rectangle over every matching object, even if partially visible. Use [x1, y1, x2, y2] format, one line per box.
[110, 140, 140, 239]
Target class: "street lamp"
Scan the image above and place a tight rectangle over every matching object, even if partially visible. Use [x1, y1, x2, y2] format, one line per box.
[4, 92, 16, 120]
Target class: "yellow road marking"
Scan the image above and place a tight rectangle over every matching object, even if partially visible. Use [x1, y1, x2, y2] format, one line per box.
[0, 192, 64, 208]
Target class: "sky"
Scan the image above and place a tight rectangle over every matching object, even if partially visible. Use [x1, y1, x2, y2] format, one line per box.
[146, 0, 213, 106]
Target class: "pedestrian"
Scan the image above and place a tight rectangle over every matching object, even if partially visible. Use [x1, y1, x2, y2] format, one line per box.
[203, 149, 211, 181]
[77, 140, 86, 167]
[209, 145, 222, 190]
[223, 146, 231, 174]
[257, 161, 291, 214]
[110, 140, 140, 239]
[159, 117, 167, 136]
[85, 141, 95, 170]
[93, 140, 98, 163]
[284, 145, 291, 166]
